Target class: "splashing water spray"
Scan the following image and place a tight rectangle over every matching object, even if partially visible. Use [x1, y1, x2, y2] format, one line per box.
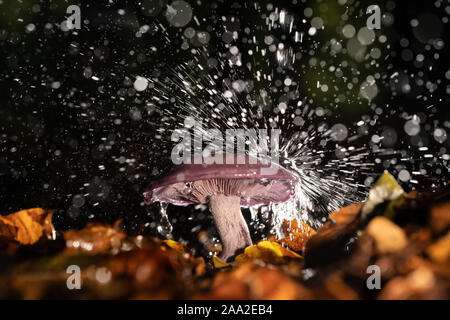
[135, 4, 448, 260]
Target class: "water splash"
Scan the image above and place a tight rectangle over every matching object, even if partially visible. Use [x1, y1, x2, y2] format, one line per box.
[156, 202, 173, 238]
[132, 3, 448, 241]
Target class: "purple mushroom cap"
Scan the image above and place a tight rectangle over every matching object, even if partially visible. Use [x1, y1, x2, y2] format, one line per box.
[143, 154, 299, 261]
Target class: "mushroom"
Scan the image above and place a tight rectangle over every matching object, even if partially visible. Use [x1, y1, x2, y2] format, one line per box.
[143, 154, 298, 261]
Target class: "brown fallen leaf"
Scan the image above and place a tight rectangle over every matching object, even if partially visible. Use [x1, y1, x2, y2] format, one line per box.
[329, 203, 363, 224]
[343, 234, 374, 278]
[63, 220, 126, 254]
[0, 208, 54, 245]
[303, 203, 362, 267]
[161, 239, 206, 276]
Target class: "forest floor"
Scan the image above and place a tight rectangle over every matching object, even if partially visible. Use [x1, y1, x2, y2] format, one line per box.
[0, 173, 449, 299]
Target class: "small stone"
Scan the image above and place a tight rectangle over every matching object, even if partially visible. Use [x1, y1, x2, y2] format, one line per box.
[430, 201, 450, 234]
[427, 232, 450, 263]
[366, 216, 407, 254]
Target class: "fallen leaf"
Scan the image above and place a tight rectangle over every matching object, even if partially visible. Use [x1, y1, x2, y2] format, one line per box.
[63, 220, 126, 254]
[303, 210, 361, 267]
[360, 171, 405, 220]
[329, 203, 363, 225]
[212, 255, 230, 269]
[0, 208, 54, 245]
[163, 239, 189, 254]
[343, 234, 374, 278]
[304, 172, 407, 267]
[162, 239, 207, 276]
[234, 241, 302, 264]
[275, 219, 316, 252]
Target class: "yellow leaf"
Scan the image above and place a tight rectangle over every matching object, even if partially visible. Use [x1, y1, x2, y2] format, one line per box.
[212, 255, 230, 268]
[361, 171, 405, 220]
[163, 239, 189, 253]
[235, 241, 302, 264]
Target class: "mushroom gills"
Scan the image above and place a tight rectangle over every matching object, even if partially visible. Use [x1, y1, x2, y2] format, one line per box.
[209, 194, 253, 262]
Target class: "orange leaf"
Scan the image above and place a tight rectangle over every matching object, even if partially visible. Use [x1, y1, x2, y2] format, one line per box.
[276, 219, 316, 251]
[329, 203, 363, 225]
[64, 221, 126, 254]
[0, 208, 54, 245]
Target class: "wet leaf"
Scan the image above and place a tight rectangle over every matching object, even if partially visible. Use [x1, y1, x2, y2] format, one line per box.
[304, 172, 408, 267]
[303, 203, 362, 267]
[163, 239, 189, 253]
[275, 219, 316, 252]
[0, 208, 54, 245]
[63, 220, 126, 254]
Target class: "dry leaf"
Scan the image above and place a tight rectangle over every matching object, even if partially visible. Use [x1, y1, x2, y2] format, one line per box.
[329, 203, 363, 225]
[0, 208, 54, 245]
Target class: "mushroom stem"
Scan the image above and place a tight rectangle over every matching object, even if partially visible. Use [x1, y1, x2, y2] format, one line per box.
[209, 194, 253, 262]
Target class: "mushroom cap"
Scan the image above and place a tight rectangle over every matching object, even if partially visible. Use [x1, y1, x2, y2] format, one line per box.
[143, 154, 299, 207]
